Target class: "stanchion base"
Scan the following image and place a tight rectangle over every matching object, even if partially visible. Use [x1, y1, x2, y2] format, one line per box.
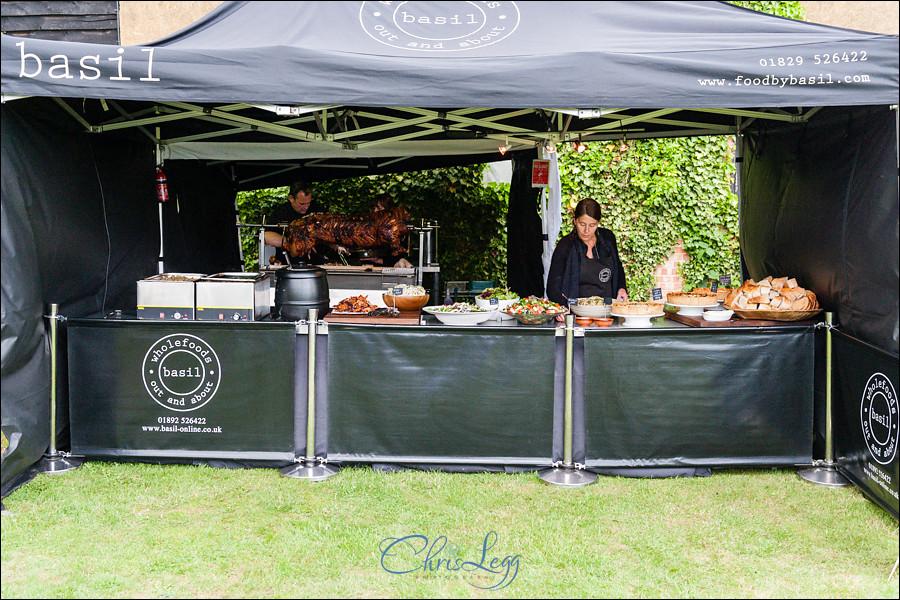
[279, 461, 340, 482]
[538, 467, 598, 488]
[37, 454, 82, 475]
[797, 464, 851, 488]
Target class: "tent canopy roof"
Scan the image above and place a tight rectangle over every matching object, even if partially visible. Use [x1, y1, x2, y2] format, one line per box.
[2, 1, 897, 186]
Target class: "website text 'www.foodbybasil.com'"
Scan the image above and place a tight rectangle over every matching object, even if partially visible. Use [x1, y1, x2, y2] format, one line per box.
[698, 72, 872, 88]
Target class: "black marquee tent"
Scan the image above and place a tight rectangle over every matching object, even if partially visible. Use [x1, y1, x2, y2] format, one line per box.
[2, 2, 898, 509]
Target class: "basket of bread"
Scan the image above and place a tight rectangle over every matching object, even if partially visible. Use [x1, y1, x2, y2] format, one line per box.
[723, 276, 822, 321]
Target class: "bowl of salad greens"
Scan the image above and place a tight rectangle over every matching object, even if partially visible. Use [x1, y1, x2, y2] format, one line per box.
[474, 287, 520, 320]
[504, 296, 567, 325]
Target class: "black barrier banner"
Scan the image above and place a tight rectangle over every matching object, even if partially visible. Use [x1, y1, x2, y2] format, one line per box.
[583, 327, 815, 466]
[67, 319, 296, 460]
[833, 331, 899, 519]
[326, 324, 555, 464]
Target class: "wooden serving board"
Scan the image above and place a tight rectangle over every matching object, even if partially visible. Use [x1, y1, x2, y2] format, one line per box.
[665, 311, 819, 328]
[324, 310, 422, 325]
[321, 265, 383, 273]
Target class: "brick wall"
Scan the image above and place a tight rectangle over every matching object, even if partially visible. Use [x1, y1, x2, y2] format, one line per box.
[651, 242, 689, 296]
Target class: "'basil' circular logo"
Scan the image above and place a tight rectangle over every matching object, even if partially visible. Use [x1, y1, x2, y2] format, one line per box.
[359, 1, 520, 52]
[142, 334, 221, 412]
[860, 372, 898, 465]
[599, 268, 612, 283]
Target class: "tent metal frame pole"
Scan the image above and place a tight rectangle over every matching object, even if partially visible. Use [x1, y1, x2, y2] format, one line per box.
[735, 120, 748, 282]
[47, 100, 831, 162]
[37, 304, 81, 475]
[280, 309, 339, 481]
[156, 142, 165, 274]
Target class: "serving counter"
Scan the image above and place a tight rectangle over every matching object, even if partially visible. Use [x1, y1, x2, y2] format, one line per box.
[65, 313, 816, 470]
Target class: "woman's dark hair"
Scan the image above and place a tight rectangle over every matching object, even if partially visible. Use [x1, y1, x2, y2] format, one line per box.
[289, 180, 312, 198]
[373, 193, 396, 210]
[573, 198, 602, 221]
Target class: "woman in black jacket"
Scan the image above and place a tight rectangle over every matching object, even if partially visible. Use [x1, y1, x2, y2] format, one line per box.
[546, 198, 628, 306]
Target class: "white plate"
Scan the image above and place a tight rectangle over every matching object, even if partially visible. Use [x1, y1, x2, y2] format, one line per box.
[474, 297, 517, 320]
[423, 306, 497, 326]
[667, 301, 718, 316]
[702, 309, 734, 322]
[609, 311, 665, 328]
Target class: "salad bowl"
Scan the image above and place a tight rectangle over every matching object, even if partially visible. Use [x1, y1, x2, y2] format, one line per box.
[474, 287, 520, 320]
[504, 296, 566, 325]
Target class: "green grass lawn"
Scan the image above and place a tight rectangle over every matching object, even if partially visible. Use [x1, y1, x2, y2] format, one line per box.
[1, 462, 897, 598]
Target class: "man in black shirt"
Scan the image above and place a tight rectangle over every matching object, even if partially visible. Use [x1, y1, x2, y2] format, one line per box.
[264, 180, 332, 265]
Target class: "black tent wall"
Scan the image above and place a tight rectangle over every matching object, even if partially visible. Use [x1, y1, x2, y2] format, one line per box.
[507, 149, 546, 299]
[741, 104, 899, 355]
[0, 99, 242, 494]
[160, 160, 243, 276]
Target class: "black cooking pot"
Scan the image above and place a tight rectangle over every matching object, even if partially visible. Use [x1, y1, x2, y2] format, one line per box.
[274, 265, 330, 321]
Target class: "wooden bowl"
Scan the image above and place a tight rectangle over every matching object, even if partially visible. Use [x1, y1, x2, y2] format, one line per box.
[593, 318, 613, 327]
[382, 293, 429, 311]
[575, 316, 593, 327]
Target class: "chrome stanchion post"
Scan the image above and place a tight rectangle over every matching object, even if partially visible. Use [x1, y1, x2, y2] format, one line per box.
[540, 314, 597, 487]
[280, 308, 339, 481]
[37, 303, 81, 474]
[798, 312, 850, 487]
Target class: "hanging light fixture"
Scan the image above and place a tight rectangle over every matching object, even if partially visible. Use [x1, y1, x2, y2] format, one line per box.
[498, 135, 509, 156]
[575, 135, 587, 153]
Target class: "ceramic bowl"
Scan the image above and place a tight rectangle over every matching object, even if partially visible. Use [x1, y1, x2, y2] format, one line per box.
[702, 308, 734, 322]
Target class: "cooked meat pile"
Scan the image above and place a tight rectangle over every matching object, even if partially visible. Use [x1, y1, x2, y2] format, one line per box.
[332, 295, 380, 313]
[283, 207, 410, 259]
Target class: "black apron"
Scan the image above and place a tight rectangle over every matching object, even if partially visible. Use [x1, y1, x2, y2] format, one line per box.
[579, 251, 615, 298]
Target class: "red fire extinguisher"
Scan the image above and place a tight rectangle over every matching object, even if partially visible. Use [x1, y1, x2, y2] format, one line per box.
[156, 167, 169, 203]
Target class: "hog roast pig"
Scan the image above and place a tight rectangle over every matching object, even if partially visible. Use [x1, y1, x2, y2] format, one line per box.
[282, 207, 410, 260]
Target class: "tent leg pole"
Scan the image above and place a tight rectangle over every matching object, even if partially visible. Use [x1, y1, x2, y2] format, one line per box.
[540, 315, 596, 488]
[280, 309, 338, 481]
[37, 304, 81, 475]
[798, 312, 850, 487]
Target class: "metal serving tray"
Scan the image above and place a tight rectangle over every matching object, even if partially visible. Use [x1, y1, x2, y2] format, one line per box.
[137, 273, 206, 320]
[195, 272, 271, 321]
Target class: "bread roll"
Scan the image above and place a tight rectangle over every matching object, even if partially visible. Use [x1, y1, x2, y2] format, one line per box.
[805, 291, 817, 309]
[790, 297, 809, 310]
